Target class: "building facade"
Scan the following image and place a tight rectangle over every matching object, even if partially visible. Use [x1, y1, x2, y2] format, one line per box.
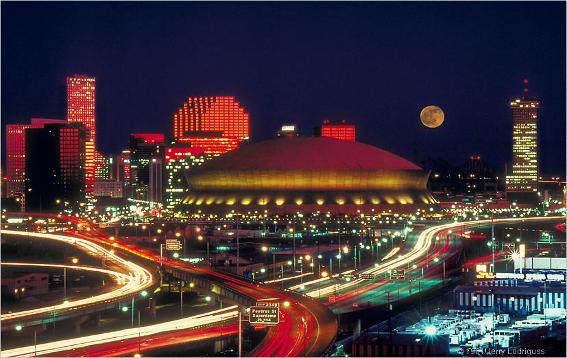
[93, 179, 123, 198]
[182, 136, 435, 214]
[25, 123, 86, 211]
[5, 118, 67, 209]
[67, 74, 97, 198]
[506, 97, 539, 204]
[454, 271, 565, 316]
[129, 134, 165, 201]
[164, 146, 211, 210]
[315, 119, 356, 142]
[173, 96, 249, 154]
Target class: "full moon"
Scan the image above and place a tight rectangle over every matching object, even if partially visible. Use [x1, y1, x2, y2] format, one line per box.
[420, 105, 445, 128]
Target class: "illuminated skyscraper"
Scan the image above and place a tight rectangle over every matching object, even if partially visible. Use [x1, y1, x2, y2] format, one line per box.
[67, 75, 96, 142]
[315, 119, 356, 142]
[67, 74, 97, 197]
[25, 123, 86, 211]
[94, 151, 110, 180]
[5, 118, 67, 208]
[164, 145, 212, 210]
[506, 97, 539, 203]
[173, 96, 249, 154]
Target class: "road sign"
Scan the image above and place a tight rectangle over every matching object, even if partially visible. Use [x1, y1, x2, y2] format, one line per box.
[391, 269, 405, 280]
[359, 273, 375, 280]
[165, 239, 181, 251]
[256, 302, 280, 308]
[249, 306, 279, 325]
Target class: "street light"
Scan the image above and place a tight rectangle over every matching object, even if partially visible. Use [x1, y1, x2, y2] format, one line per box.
[424, 325, 437, 336]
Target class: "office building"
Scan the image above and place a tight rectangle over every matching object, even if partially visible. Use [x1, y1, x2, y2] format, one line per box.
[149, 158, 163, 203]
[173, 96, 249, 154]
[94, 151, 110, 180]
[314, 119, 356, 142]
[164, 145, 212, 210]
[129, 134, 164, 201]
[506, 97, 540, 204]
[67, 74, 97, 198]
[25, 123, 86, 211]
[93, 179, 123, 198]
[5, 118, 67, 209]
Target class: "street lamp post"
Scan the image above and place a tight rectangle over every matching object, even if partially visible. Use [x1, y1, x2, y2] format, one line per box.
[180, 281, 184, 318]
[137, 310, 141, 354]
[63, 267, 67, 301]
[236, 212, 240, 275]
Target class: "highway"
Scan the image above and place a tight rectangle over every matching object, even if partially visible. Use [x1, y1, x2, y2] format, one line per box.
[2, 306, 239, 357]
[290, 216, 564, 312]
[0, 230, 154, 323]
[3, 214, 338, 357]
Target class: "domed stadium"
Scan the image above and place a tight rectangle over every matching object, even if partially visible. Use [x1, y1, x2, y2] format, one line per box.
[182, 137, 435, 213]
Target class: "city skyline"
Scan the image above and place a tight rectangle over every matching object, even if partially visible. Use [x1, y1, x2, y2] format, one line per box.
[2, 2, 565, 175]
[1, 3, 565, 358]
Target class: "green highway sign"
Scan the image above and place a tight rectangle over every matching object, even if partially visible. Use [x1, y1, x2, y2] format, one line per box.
[250, 306, 279, 325]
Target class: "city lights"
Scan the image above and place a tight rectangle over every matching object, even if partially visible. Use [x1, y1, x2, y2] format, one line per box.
[2, 5, 565, 357]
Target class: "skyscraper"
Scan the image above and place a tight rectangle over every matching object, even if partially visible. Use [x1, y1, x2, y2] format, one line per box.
[25, 123, 86, 212]
[129, 133, 165, 201]
[67, 75, 96, 142]
[173, 96, 249, 154]
[67, 74, 97, 197]
[506, 97, 540, 203]
[164, 145, 211, 210]
[5, 118, 67, 209]
[314, 119, 356, 142]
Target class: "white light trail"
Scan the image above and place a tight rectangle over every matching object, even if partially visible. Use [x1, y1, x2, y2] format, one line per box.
[381, 247, 400, 261]
[299, 216, 563, 298]
[263, 272, 313, 284]
[0, 230, 154, 322]
[3, 306, 238, 357]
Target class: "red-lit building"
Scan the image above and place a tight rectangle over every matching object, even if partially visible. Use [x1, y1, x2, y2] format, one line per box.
[173, 96, 250, 154]
[67, 74, 96, 142]
[5, 118, 67, 208]
[315, 119, 356, 142]
[67, 74, 98, 198]
[131, 133, 165, 145]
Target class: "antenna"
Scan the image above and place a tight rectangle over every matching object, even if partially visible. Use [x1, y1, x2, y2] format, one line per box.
[523, 79, 529, 93]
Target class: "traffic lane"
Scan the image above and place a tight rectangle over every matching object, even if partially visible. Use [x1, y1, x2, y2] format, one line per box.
[25, 214, 337, 358]
[51, 323, 239, 357]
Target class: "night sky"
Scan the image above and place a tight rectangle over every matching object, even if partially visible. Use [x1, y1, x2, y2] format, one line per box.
[2, 2, 565, 175]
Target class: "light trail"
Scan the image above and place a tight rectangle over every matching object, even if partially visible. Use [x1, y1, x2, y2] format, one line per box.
[299, 216, 564, 298]
[381, 246, 400, 261]
[288, 269, 355, 291]
[0, 230, 154, 322]
[1, 262, 133, 285]
[263, 272, 313, 284]
[3, 306, 238, 357]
